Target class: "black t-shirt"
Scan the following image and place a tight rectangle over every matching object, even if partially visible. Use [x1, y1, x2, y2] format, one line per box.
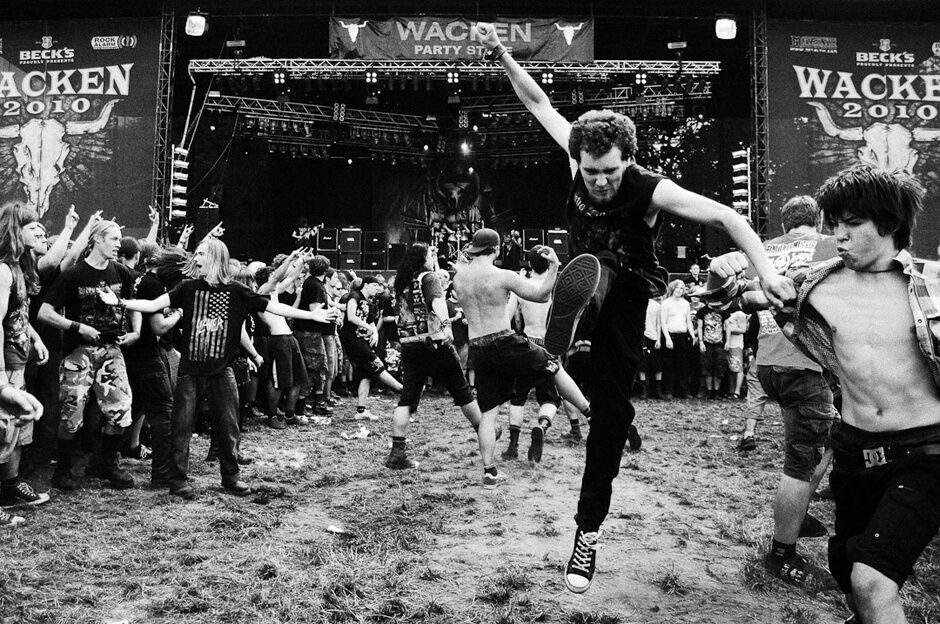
[123, 271, 174, 363]
[167, 278, 269, 376]
[397, 272, 444, 341]
[377, 290, 396, 337]
[43, 260, 136, 353]
[566, 163, 668, 294]
[339, 289, 372, 340]
[294, 276, 329, 333]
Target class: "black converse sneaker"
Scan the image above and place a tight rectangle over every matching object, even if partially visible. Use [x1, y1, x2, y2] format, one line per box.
[527, 427, 544, 463]
[565, 527, 599, 593]
[0, 479, 51, 507]
[544, 254, 601, 356]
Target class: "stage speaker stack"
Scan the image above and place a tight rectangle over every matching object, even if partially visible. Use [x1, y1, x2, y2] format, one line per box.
[337, 227, 362, 270]
[387, 243, 407, 270]
[316, 228, 338, 252]
[193, 203, 220, 244]
[546, 229, 569, 264]
[522, 229, 545, 252]
[363, 231, 387, 270]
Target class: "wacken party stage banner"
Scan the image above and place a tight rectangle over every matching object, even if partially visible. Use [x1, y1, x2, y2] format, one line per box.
[0, 19, 160, 234]
[766, 20, 940, 257]
[329, 17, 594, 62]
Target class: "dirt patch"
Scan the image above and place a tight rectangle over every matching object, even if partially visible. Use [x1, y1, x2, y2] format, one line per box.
[1, 391, 938, 623]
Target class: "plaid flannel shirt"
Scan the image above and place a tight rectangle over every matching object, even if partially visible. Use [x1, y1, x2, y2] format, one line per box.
[703, 249, 940, 391]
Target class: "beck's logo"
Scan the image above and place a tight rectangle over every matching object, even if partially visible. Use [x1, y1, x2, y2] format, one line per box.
[19, 37, 75, 64]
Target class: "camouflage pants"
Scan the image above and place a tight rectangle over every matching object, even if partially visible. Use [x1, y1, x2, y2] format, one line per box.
[58, 344, 133, 436]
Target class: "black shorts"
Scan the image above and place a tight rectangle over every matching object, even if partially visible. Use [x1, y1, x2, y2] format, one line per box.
[510, 375, 560, 407]
[398, 341, 474, 409]
[828, 421, 940, 593]
[469, 331, 559, 413]
[266, 334, 309, 390]
[339, 333, 385, 378]
[700, 343, 726, 377]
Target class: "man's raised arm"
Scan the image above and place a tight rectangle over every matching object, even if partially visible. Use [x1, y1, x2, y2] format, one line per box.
[476, 23, 573, 163]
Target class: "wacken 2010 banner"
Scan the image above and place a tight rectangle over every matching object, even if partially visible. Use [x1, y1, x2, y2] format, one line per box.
[0, 19, 160, 235]
[766, 20, 940, 257]
[330, 17, 594, 62]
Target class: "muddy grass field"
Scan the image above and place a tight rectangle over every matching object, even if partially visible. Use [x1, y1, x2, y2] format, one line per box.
[1, 392, 939, 624]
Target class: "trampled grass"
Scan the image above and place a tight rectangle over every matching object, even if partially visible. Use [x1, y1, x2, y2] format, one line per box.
[0, 393, 937, 623]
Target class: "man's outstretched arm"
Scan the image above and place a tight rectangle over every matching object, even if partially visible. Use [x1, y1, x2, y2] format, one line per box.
[652, 182, 795, 308]
[477, 23, 574, 163]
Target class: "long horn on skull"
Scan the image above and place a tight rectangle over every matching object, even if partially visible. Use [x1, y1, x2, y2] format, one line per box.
[912, 127, 940, 141]
[65, 99, 120, 135]
[808, 102, 863, 141]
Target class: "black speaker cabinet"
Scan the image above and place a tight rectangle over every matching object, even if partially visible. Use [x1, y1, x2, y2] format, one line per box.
[339, 228, 362, 252]
[316, 228, 338, 251]
[522, 229, 545, 252]
[362, 252, 387, 271]
[337, 251, 361, 270]
[387, 243, 407, 269]
[363, 231, 387, 253]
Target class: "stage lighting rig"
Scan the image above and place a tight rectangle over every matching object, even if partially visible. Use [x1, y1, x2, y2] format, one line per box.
[715, 14, 737, 40]
[185, 11, 208, 37]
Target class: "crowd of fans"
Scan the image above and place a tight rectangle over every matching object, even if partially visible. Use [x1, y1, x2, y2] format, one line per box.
[0, 200, 760, 528]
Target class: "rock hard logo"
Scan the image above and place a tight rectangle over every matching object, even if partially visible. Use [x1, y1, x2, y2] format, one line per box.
[789, 35, 838, 54]
[19, 37, 75, 65]
[91, 35, 138, 50]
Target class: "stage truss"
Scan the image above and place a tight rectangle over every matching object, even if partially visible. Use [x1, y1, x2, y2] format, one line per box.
[152, 4, 175, 238]
[193, 57, 718, 162]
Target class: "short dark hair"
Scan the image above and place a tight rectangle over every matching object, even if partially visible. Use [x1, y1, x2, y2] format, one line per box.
[780, 195, 820, 233]
[306, 255, 331, 277]
[527, 245, 549, 274]
[816, 164, 925, 250]
[118, 236, 140, 260]
[568, 110, 637, 161]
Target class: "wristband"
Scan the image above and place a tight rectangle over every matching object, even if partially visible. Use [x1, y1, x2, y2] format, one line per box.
[70, 321, 80, 333]
[487, 45, 507, 62]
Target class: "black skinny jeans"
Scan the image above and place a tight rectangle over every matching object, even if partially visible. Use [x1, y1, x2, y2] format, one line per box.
[575, 270, 649, 532]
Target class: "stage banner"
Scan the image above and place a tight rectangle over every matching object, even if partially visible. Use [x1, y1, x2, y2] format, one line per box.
[766, 20, 940, 256]
[330, 17, 594, 62]
[0, 18, 161, 236]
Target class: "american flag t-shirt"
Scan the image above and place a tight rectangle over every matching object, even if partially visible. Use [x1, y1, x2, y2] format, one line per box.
[189, 290, 230, 362]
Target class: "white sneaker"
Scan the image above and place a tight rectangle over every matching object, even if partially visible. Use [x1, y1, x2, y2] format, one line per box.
[354, 410, 379, 421]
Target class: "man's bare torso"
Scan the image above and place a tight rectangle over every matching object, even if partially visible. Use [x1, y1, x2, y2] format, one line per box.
[452, 260, 513, 339]
[809, 266, 940, 431]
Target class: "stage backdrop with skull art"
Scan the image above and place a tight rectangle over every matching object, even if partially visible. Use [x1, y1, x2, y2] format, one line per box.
[371, 159, 569, 263]
[0, 19, 160, 237]
[766, 20, 940, 257]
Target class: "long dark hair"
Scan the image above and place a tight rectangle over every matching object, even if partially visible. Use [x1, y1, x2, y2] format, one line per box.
[0, 203, 40, 297]
[395, 242, 430, 299]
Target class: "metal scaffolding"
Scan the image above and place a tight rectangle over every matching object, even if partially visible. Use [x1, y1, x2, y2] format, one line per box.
[151, 2, 176, 239]
[188, 58, 721, 79]
[751, 6, 770, 238]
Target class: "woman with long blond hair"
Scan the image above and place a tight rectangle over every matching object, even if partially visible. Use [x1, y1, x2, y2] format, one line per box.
[100, 237, 339, 499]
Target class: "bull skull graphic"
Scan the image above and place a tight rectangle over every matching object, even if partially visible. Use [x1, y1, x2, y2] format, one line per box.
[0, 99, 119, 217]
[338, 20, 369, 43]
[808, 101, 940, 173]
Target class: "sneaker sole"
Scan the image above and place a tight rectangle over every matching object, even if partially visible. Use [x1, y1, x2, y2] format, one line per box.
[528, 427, 544, 463]
[564, 575, 593, 594]
[544, 254, 601, 356]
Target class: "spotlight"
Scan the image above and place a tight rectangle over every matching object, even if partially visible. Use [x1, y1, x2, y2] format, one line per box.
[460, 142, 470, 155]
[185, 11, 208, 37]
[715, 14, 737, 40]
